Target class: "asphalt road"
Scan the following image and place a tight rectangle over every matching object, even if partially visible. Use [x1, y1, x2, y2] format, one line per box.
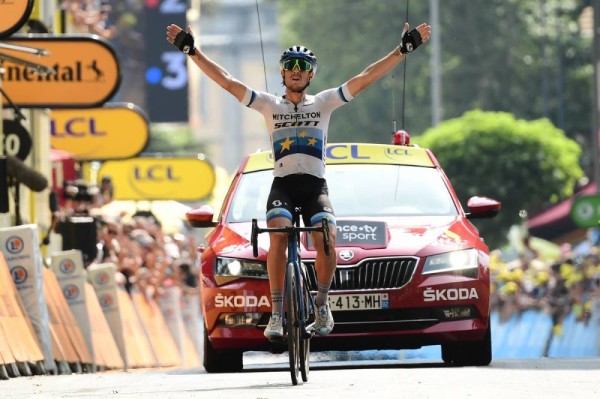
[2, 357, 599, 399]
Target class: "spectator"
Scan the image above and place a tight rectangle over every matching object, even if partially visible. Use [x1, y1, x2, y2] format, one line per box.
[173, 259, 198, 296]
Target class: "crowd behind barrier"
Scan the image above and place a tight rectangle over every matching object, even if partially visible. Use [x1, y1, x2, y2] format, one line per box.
[490, 237, 600, 349]
[60, 0, 117, 39]
[0, 180, 203, 379]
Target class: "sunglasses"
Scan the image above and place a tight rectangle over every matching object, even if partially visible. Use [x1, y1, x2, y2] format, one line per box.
[282, 58, 313, 72]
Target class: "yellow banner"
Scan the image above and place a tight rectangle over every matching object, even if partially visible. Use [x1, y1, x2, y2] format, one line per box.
[50, 104, 149, 161]
[98, 158, 216, 201]
[244, 143, 435, 172]
[1, 35, 121, 108]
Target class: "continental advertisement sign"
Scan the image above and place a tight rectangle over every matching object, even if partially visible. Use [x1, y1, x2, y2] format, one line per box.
[0, 0, 34, 38]
[50, 103, 149, 161]
[244, 143, 435, 173]
[98, 158, 216, 201]
[1, 34, 121, 108]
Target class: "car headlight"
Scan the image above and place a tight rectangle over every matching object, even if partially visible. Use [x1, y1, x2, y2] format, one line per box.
[215, 257, 268, 279]
[422, 249, 478, 275]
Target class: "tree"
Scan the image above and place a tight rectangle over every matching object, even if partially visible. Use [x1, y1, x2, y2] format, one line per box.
[276, 0, 592, 245]
[278, 0, 431, 142]
[415, 110, 583, 247]
[277, 0, 593, 165]
[145, 124, 207, 155]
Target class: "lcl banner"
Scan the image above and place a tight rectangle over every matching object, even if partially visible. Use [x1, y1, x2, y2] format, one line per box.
[0, 0, 34, 38]
[98, 157, 216, 201]
[1, 35, 121, 108]
[50, 103, 149, 161]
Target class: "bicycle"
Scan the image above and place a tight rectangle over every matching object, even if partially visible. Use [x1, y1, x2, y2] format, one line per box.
[251, 208, 331, 385]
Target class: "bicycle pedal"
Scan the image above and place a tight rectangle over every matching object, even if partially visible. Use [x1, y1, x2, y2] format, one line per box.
[303, 324, 315, 338]
[266, 334, 286, 344]
[301, 331, 314, 339]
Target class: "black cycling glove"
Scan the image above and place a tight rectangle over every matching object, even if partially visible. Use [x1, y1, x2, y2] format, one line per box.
[173, 29, 196, 55]
[399, 27, 423, 54]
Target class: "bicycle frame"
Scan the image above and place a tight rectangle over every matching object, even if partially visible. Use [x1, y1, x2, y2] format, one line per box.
[251, 211, 330, 385]
[282, 226, 315, 338]
[251, 221, 328, 335]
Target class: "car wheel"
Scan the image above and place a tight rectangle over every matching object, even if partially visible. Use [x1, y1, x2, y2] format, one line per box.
[203, 328, 243, 373]
[441, 324, 492, 366]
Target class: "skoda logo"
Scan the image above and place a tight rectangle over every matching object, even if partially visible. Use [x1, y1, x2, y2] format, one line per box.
[339, 250, 354, 262]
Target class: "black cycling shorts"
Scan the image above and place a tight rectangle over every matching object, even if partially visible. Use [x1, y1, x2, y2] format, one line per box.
[266, 174, 336, 227]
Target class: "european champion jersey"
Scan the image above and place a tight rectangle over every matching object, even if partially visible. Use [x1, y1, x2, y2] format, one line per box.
[242, 83, 354, 178]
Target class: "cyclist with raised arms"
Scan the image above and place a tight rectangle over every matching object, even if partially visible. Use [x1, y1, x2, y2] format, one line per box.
[167, 21, 431, 340]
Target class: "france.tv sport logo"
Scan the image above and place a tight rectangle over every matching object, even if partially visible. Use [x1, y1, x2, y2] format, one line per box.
[5, 236, 25, 254]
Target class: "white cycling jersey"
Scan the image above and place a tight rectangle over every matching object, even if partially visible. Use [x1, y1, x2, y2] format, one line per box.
[241, 83, 354, 178]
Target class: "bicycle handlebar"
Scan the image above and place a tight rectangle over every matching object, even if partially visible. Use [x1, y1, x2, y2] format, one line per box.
[251, 218, 331, 257]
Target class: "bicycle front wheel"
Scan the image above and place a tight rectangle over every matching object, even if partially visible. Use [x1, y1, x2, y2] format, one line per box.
[299, 272, 312, 382]
[286, 262, 301, 385]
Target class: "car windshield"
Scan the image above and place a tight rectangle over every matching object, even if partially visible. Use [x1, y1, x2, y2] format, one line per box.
[226, 164, 459, 222]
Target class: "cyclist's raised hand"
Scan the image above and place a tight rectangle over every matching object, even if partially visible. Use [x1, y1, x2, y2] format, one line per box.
[166, 24, 196, 55]
[398, 22, 432, 54]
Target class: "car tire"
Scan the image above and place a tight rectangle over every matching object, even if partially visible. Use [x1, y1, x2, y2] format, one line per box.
[203, 328, 243, 373]
[441, 324, 492, 366]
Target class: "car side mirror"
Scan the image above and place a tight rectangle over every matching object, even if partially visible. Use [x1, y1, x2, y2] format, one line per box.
[465, 196, 501, 219]
[186, 205, 218, 228]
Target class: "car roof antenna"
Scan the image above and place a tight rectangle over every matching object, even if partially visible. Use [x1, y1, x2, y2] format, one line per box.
[255, 0, 269, 93]
[392, 0, 410, 142]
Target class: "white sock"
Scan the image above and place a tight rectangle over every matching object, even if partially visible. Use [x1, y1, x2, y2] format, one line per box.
[315, 282, 330, 307]
[271, 290, 282, 315]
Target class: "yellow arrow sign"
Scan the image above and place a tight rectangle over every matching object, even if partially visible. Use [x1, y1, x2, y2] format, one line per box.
[98, 157, 216, 201]
[1, 34, 121, 108]
[50, 103, 149, 161]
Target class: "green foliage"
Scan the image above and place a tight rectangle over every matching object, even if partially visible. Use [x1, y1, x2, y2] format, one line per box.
[438, 0, 593, 136]
[144, 124, 207, 156]
[416, 110, 583, 247]
[277, 0, 593, 165]
[277, 0, 593, 245]
[278, 0, 431, 142]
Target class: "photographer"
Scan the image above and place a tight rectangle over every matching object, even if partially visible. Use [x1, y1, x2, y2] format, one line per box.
[53, 180, 103, 266]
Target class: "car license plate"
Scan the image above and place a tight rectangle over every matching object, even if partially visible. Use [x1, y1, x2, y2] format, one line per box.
[328, 293, 389, 311]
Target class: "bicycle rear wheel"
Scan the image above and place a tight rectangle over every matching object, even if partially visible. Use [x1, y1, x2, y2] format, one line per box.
[286, 262, 301, 385]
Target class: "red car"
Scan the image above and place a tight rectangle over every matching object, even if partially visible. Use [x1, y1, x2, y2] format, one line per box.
[187, 142, 501, 372]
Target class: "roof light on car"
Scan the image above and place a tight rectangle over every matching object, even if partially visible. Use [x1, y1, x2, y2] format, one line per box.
[422, 249, 478, 275]
[392, 130, 411, 146]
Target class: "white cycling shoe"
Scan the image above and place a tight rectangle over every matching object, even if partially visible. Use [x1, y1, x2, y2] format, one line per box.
[264, 313, 284, 341]
[314, 303, 334, 336]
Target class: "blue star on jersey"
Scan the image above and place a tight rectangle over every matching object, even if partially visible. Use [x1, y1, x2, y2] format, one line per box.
[273, 128, 324, 162]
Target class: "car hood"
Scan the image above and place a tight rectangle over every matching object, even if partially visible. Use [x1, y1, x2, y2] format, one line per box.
[212, 215, 481, 263]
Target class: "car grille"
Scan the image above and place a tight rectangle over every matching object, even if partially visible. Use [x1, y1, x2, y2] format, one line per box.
[303, 257, 418, 291]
